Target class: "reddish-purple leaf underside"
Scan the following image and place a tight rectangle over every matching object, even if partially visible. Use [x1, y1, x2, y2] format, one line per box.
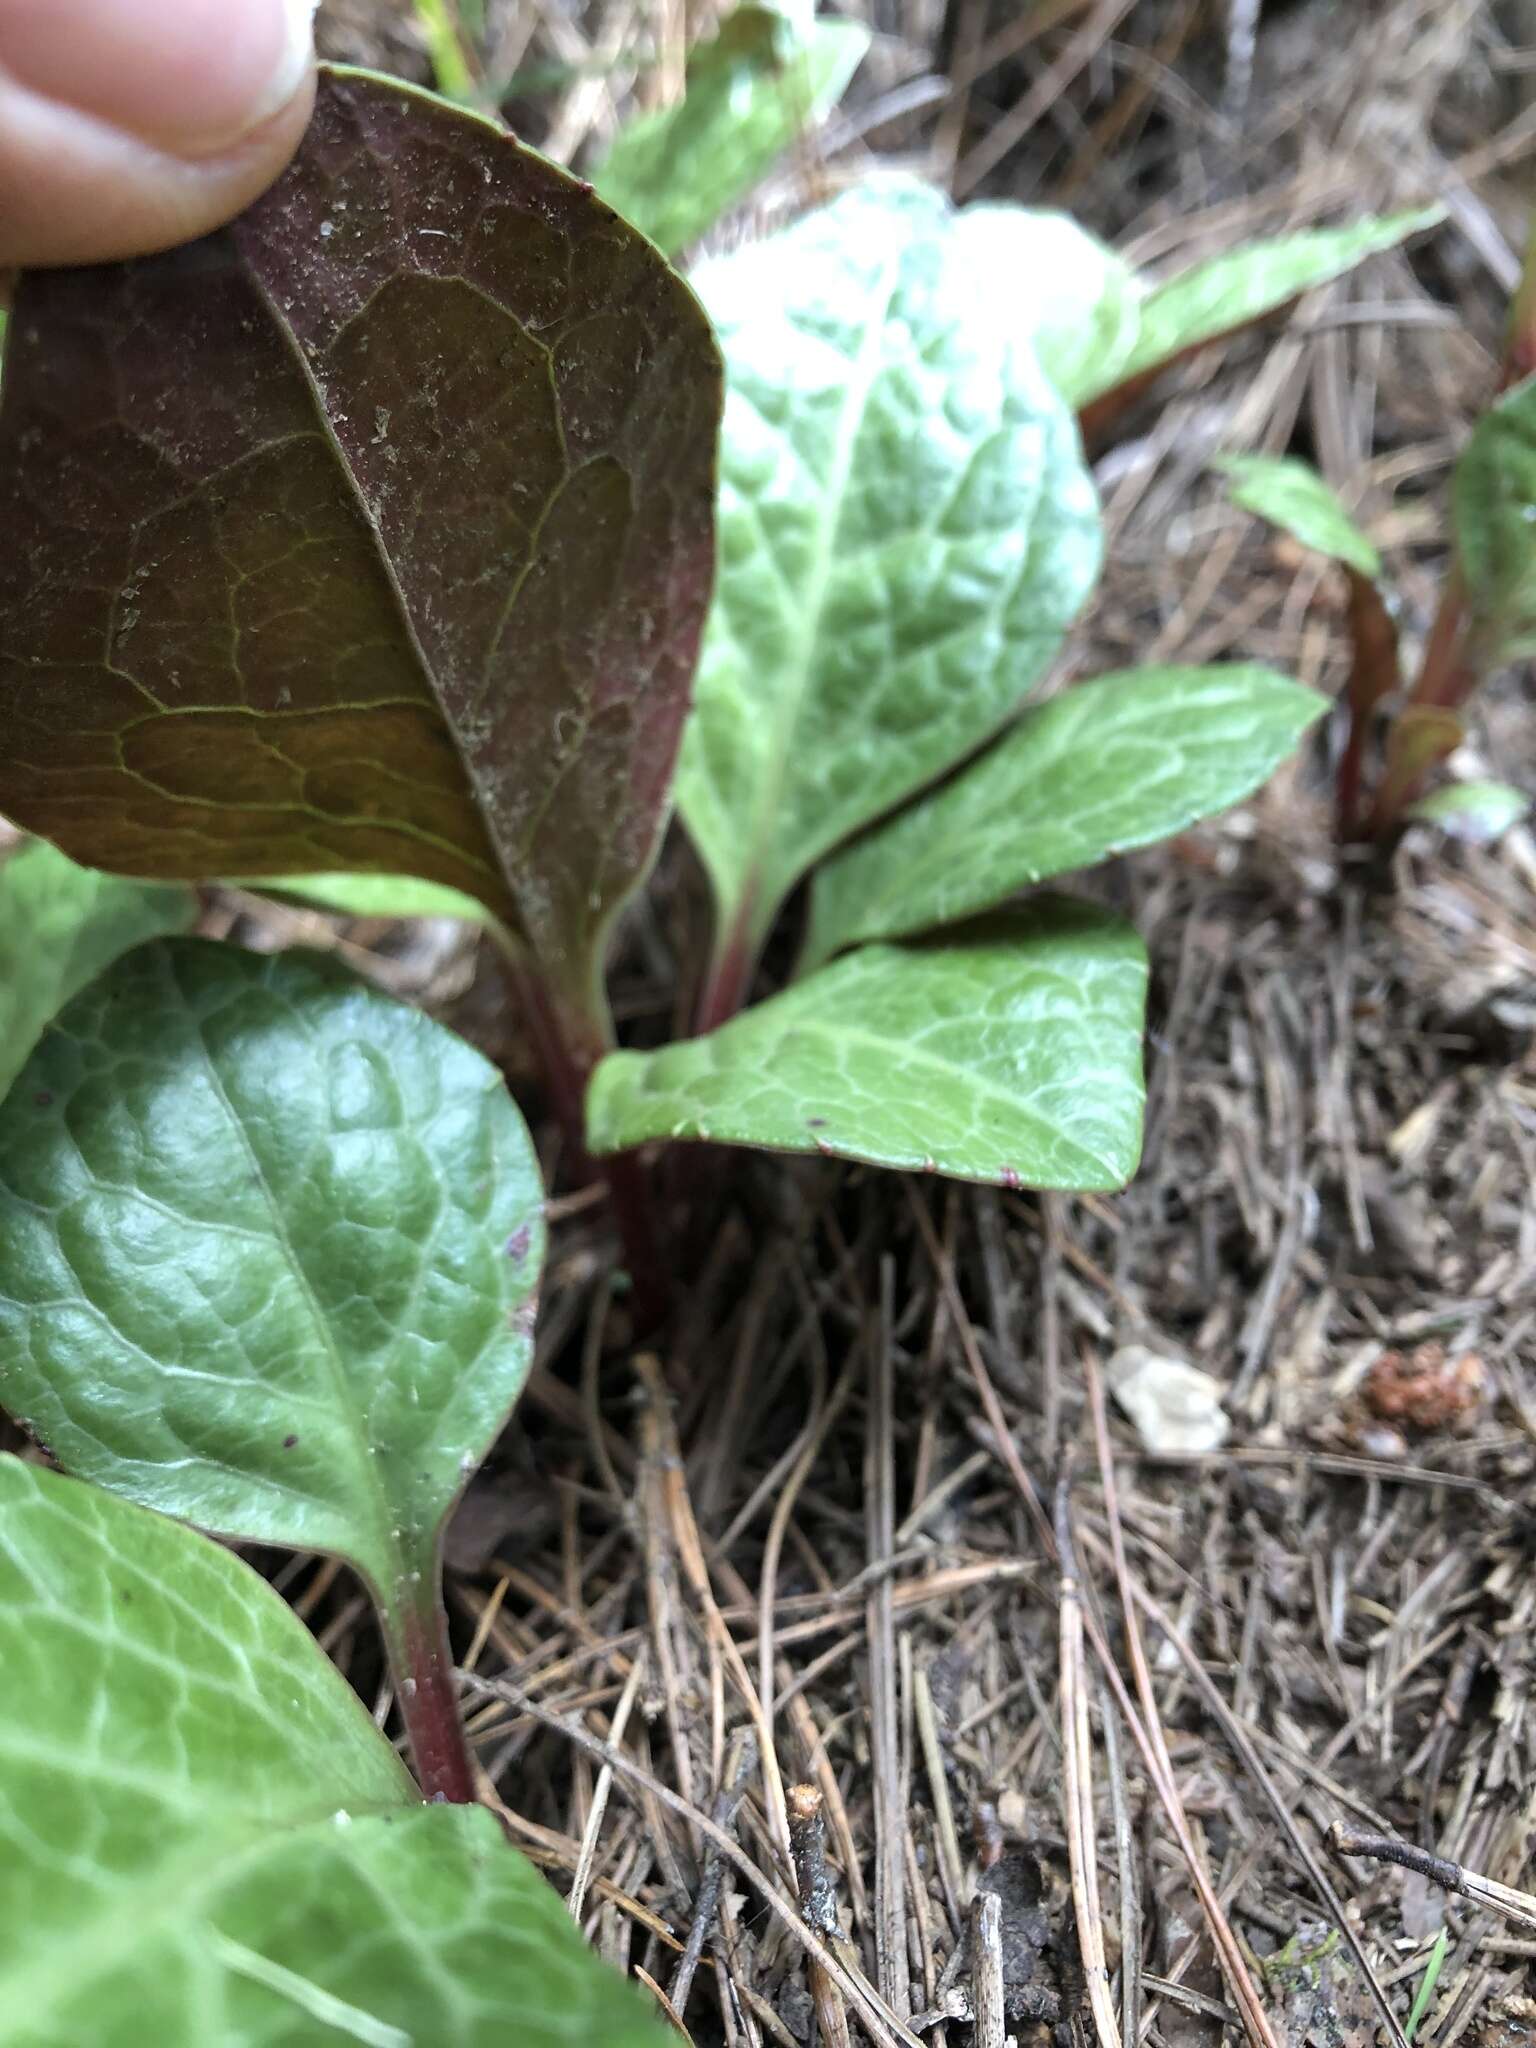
[0, 67, 721, 1028]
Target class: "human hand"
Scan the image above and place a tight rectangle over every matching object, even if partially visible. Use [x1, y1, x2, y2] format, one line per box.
[0, 0, 318, 267]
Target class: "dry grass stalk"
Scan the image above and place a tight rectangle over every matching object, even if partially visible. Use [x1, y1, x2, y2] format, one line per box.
[1089, 1535, 1411, 2048]
[1056, 1488, 1122, 2048]
[634, 1352, 793, 1861]
[568, 1646, 648, 1922]
[461, 1670, 927, 2048]
[865, 1260, 909, 2020]
[636, 1961, 696, 2043]
[1081, 1351, 1283, 2048]
[913, 1661, 966, 1907]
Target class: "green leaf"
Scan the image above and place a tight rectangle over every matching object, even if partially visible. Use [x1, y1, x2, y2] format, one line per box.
[804, 665, 1325, 963]
[588, 900, 1148, 1190]
[1405, 1928, 1449, 2044]
[1407, 778, 1530, 839]
[0, 1457, 667, 2046]
[242, 871, 500, 929]
[0, 838, 195, 1099]
[1215, 454, 1382, 579]
[0, 67, 721, 1040]
[590, 6, 869, 255]
[411, 0, 477, 98]
[0, 937, 544, 1617]
[944, 207, 1141, 408]
[1080, 208, 1442, 407]
[1454, 372, 1536, 664]
[678, 179, 1102, 979]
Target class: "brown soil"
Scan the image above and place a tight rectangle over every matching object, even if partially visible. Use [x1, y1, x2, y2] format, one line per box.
[275, 5, 1536, 2042]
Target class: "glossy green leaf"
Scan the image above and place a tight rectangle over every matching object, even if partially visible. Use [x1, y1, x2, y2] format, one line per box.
[0, 838, 195, 1099]
[0, 66, 721, 1038]
[1215, 454, 1382, 579]
[0, 1457, 666, 2047]
[1079, 208, 1442, 406]
[944, 207, 1141, 408]
[1407, 778, 1530, 839]
[590, 6, 868, 255]
[804, 665, 1325, 963]
[1454, 372, 1536, 664]
[0, 937, 544, 1616]
[678, 179, 1102, 979]
[588, 901, 1147, 1190]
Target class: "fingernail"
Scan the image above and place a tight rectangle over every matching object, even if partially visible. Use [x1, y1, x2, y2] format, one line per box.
[243, 0, 321, 135]
[0, 0, 318, 156]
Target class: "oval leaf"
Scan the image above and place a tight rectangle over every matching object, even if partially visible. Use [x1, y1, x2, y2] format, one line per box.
[1215, 454, 1382, 579]
[804, 665, 1325, 963]
[677, 179, 1102, 973]
[587, 901, 1148, 1190]
[0, 937, 544, 1611]
[0, 837, 196, 1098]
[0, 1458, 666, 2047]
[0, 67, 722, 1025]
[1080, 207, 1442, 410]
[590, 6, 868, 255]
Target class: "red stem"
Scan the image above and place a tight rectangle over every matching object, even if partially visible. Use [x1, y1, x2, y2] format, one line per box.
[1336, 568, 1402, 843]
[695, 899, 759, 1036]
[502, 955, 669, 1328]
[1407, 568, 1472, 713]
[388, 1590, 477, 1804]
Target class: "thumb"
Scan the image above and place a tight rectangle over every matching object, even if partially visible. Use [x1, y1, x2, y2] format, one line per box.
[0, 0, 318, 267]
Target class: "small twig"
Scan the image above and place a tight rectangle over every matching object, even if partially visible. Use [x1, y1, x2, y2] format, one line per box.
[789, 1784, 852, 2048]
[1330, 1828, 1536, 1934]
[670, 1735, 759, 2016]
[969, 1892, 1007, 2048]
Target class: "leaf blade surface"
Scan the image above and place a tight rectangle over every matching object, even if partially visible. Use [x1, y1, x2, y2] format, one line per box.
[1078, 208, 1441, 407]
[0, 937, 544, 1604]
[588, 901, 1147, 1189]
[1216, 454, 1382, 577]
[0, 68, 721, 1020]
[804, 664, 1325, 962]
[0, 1458, 666, 2048]
[676, 179, 1102, 963]
[0, 839, 196, 1098]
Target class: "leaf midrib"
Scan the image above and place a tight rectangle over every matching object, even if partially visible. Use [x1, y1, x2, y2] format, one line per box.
[239, 260, 522, 942]
[171, 950, 401, 1601]
[729, 231, 911, 939]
